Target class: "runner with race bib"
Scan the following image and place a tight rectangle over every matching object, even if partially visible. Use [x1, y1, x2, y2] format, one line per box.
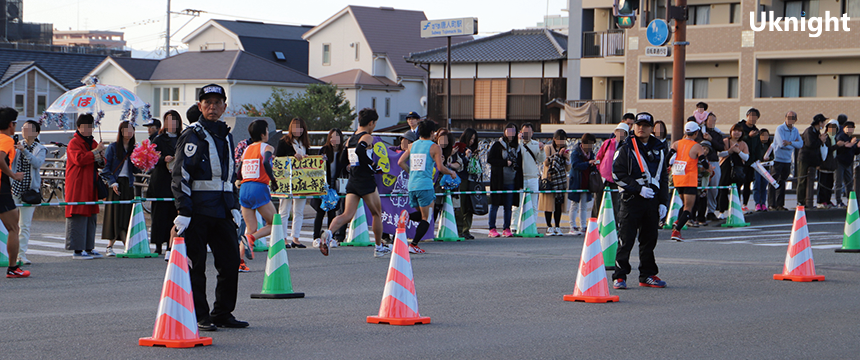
[237, 120, 279, 271]
[397, 120, 458, 254]
[669, 121, 708, 241]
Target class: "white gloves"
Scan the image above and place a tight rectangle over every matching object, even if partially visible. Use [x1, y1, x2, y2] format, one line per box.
[659, 204, 668, 220]
[173, 215, 191, 235]
[231, 209, 242, 227]
[639, 186, 655, 199]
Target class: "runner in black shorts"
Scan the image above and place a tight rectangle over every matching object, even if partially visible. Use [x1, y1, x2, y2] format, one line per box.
[676, 187, 697, 196]
[317, 108, 390, 258]
[0, 107, 28, 278]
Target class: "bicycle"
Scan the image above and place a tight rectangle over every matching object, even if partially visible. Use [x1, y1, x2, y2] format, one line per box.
[40, 141, 66, 203]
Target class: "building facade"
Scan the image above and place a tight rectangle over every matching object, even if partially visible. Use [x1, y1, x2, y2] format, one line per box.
[53, 30, 126, 49]
[567, 0, 860, 133]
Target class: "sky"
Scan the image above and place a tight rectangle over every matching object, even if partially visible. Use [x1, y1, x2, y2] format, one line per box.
[27, 0, 569, 57]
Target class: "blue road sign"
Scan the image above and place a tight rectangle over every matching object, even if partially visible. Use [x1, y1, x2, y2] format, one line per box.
[646, 19, 669, 46]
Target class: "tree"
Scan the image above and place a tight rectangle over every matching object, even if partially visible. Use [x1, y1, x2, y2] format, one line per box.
[242, 83, 355, 131]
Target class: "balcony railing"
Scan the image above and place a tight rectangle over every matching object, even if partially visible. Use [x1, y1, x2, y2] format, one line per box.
[582, 30, 625, 58]
[567, 99, 624, 124]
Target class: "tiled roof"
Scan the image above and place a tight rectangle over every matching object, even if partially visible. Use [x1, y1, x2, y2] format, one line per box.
[345, 6, 470, 78]
[110, 50, 321, 84]
[0, 61, 35, 84]
[0, 49, 106, 89]
[110, 57, 159, 80]
[319, 69, 403, 89]
[406, 29, 567, 64]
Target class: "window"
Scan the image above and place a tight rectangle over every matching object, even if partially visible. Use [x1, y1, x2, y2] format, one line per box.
[152, 88, 161, 116]
[371, 97, 376, 110]
[322, 44, 331, 65]
[782, 76, 817, 97]
[846, 0, 860, 17]
[384, 98, 390, 117]
[155, 87, 181, 111]
[14, 94, 23, 114]
[730, 3, 741, 23]
[354, 42, 360, 61]
[440, 79, 475, 119]
[785, 0, 818, 18]
[687, 5, 710, 25]
[37, 95, 46, 114]
[474, 79, 507, 119]
[273, 51, 286, 61]
[839, 75, 860, 97]
[507, 78, 542, 120]
[684, 78, 709, 99]
[728, 77, 739, 98]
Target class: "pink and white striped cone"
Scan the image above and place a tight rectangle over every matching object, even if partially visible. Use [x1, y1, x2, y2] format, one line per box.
[139, 237, 212, 348]
[0, 222, 8, 267]
[564, 218, 619, 303]
[367, 210, 431, 326]
[774, 206, 825, 282]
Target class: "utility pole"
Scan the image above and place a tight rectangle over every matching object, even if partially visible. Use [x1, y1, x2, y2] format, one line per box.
[670, 0, 687, 142]
[446, 35, 452, 130]
[165, 0, 171, 57]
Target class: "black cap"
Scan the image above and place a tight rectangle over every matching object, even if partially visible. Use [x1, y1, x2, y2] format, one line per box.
[143, 118, 161, 128]
[634, 112, 654, 126]
[406, 111, 421, 119]
[198, 84, 226, 101]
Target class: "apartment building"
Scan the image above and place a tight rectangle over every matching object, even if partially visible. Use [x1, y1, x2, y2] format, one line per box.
[566, 0, 860, 133]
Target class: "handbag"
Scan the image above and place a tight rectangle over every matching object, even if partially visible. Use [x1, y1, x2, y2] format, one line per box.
[20, 189, 41, 204]
[731, 165, 746, 183]
[588, 169, 604, 193]
[336, 178, 348, 194]
[95, 167, 108, 200]
[469, 181, 489, 215]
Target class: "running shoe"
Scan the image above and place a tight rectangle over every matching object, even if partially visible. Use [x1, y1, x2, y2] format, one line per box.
[164, 250, 170, 262]
[569, 227, 582, 236]
[6, 266, 30, 278]
[502, 228, 513, 237]
[238, 261, 250, 272]
[319, 230, 332, 256]
[613, 278, 627, 289]
[488, 229, 501, 238]
[545, 227, 555, 236]
[240, 235, 253, 260]
[671, 230, 684, 242]
[105, 247, 116, 257]
[639, 276, 667, 288]
[409, 244, 426, 254]
[374, 244, 391, 258]
[741, 205, 750, 213]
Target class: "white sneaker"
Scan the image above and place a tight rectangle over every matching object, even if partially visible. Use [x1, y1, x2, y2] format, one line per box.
[554, 227, 564, 236]
[18, 254, 31, 265]
[545, 227, 555, 236]
[105, 247, 116, 257]
[570, 227, 583, 236]
[374, 244, 391, 258]
[328, 239, 338, 248]
[312, 239, 321, 248]
[164, 250, 170, 262]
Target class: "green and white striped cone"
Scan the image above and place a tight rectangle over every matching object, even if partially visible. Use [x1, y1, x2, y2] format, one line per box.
[597, 187, 618, 270]
[837, 191, 860, 253]
[253, 211, 269, 252]
[341, 199, 375, 247]
[663, 189, 686, 229]
[251, 215, 304, 299]
[435, 193, 464, 242]
[514, 188, 543, 238]
[117, 199, 158, 258]
[0, 220, 7, 267]
[722, 185, 750, 227]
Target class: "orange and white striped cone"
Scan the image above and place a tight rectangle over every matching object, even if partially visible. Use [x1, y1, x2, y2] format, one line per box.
[773, 206, 825, 282]
[367, 210, 431, 326]
[139, 237, 213, 348]
[564, 218, 619, 303]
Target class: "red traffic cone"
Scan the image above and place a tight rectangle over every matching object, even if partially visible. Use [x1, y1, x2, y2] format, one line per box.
[367, 210, 431, 326]
[564, 218, 619, 303]
[139, 237, 213, 348]
[774, 206, 825, 282]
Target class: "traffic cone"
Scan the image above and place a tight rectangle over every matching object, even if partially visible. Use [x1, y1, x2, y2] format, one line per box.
[514, 189, 543, 238]
[663, 189, 686, 229]
[253, 211, 269, 252]
[341, 199, 375, 247]
[722, 185, 750, 227]
[0, 222, 8, 267]
[836, 191, 860, 253]
[434, 193, 464, 242]
[773, 206, 825, 282]
[597, 187, 617, 270]
[367, 210, 431, 326]
[118, 199, 158, 258]
[564, 218, 619, 303]
[139, 237, 212, 348]
[251, 215, 304, 299]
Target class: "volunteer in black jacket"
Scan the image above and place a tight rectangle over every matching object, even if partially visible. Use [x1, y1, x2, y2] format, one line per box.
[737, 108, 763, 212]
[611, 112, 668, 290]
[797, 114, 827, 207]
[834, 121, 859, 207]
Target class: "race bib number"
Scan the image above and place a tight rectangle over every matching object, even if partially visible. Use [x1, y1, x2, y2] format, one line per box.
[671, 160, 687, 176]
[242, 159, 260, 179]
[348, 148, 359, 167]
[411, 153, 426, 172]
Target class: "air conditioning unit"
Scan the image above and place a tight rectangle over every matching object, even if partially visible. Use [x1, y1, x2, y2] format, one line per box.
[201, 42, 225, 52]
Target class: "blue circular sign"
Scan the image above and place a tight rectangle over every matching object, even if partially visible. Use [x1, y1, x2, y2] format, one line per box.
[646, 19, 669, 46]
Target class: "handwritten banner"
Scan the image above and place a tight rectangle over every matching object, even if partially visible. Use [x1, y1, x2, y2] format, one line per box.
[370, 137, 436, 240]
[272, 155, 327, 195]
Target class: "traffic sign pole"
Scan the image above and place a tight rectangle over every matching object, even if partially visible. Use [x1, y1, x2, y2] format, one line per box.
[447, 35, 452, 130]
[671, 0, 687, 142]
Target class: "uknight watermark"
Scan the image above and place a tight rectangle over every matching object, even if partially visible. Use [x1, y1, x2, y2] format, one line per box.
[750, 11, 851, 37]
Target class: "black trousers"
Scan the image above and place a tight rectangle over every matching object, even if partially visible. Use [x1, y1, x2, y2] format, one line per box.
[740, 166, 755, 206]
[613, 194, 660, 282]
[818, 171, 834, 205]
[185, 214, 240, 323]
[768, 161, 791, 208]
[797, 158, 815, 207]
[591, 181, 620, 218]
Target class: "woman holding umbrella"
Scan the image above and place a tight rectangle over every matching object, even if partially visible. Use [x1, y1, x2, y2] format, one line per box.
[101, 121, 139, 256]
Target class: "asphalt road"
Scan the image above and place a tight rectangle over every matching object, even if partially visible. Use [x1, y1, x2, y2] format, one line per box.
[2, 209, 860, 359]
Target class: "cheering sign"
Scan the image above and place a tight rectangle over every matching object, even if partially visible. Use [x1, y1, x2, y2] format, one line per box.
[272, 155, 327, 195]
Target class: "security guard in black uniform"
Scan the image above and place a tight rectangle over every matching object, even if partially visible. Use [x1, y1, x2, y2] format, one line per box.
[171, 84, 248, 331]
[611, 112, 669, 289]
